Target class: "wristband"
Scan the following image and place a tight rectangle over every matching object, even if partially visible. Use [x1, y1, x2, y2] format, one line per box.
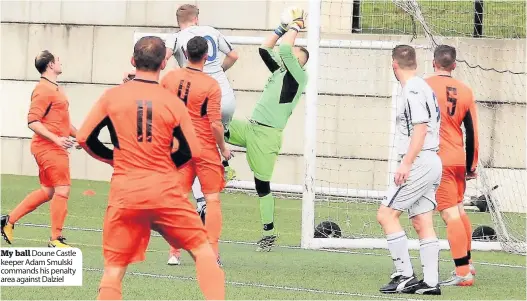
[289, 23, 301, 32]
[274, 24, 287, 37]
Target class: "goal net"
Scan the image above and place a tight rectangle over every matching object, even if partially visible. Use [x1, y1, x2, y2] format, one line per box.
[302, 0, 526, 254]
[133, 0, 526, 254]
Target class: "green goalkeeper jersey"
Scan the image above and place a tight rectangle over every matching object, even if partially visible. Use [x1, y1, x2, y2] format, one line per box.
[251, 44, 308, 130]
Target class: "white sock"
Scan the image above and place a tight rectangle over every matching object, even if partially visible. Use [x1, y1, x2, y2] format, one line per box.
[420, 237, 440, 287]
[191, 177, 205, 200]
[387, 231, 414, 277]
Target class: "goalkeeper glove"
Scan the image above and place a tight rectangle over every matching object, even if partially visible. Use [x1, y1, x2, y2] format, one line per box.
[288, 8, 307, 31]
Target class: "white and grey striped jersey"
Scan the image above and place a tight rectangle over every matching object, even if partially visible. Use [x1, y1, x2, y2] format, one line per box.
[395, 76, 441, 156]
[165, 25, 234, 90]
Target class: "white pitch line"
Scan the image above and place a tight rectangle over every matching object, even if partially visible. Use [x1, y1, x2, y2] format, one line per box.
[19, 222, 526, 269]
[83, 267, 422, 301]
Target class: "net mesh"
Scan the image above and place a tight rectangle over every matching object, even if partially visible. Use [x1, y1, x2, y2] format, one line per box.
[312, 0, 526, 254]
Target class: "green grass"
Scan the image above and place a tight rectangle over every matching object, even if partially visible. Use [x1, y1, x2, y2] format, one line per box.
[1, 174, 526, 300]
[358, 0, 526, 39]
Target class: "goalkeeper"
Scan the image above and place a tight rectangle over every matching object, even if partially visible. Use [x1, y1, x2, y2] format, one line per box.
[225, 8, 309, 252]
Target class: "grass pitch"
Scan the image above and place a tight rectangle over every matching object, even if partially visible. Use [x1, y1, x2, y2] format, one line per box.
[1, 174, 525, 300]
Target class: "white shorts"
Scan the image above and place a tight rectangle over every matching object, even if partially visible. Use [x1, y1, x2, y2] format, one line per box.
[382, 151, 442, 218]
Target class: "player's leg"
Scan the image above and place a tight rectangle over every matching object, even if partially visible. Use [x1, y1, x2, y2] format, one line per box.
[408, 208, 441, 295]
[155, 202, 225, 300]
[168, 163, 196, 265]
[220, 91, 237, 182]
[245, 125, 283, 251]
[187, 117, 248, 248]
[191, 177, 206, 217]
[190, 94, 234, 212]
[98, 206, 151, 300]
[377, 187, 417, 294]
[1, 153, 55, 244]
[456, 174, 475, 274]
[459, 203, 476, 275]
[195, 151, 226, 263]
[437, 166, 473, 286]
[42, 153, 72, 247]
[97, 265, 128, 300]
[48, 184, 71, 247]
[402, 152, 442, 295]
[224, 119, 248, 148]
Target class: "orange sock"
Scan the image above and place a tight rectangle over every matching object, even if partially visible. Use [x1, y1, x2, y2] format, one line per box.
[205, 197, 222, 257]
[460, 214, 473, 263]
[194, 245, 225, 300]
[10, 189, 50, 223]
[97, 275, 122, 300]
[447, 218, 470, 275]
[169, 246, 181, 258]
[50, 194, 68, 240]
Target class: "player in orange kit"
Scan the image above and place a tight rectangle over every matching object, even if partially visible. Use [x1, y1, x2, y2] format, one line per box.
[77, 36, 225, 300]
[161, 36, 232, 266]
[1, 51, 77, 248]
[426, 45, 479, 286]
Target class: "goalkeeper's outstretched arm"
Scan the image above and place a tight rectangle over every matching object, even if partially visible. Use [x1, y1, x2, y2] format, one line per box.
[259, 29, 283, 73]
[279, 29, 307, 82]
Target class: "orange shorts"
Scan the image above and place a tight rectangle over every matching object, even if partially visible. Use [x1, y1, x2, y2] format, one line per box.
[436, 165, 466, 211]
[180, 149, 225, 194]
[34, 150, 70, 187]
[102, 203, 208, 267]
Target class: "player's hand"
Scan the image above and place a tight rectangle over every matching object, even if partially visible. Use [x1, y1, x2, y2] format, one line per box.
[289, 8, 307, 30]
[394, 162, 411, 186]
[54, 137, 74, 150]
[281, 7, 307, 30]
[466, 170, 477, 181]
[123, 70, 135, 83]
[221, 147, 233, 161]
[69, 138, 83, 150]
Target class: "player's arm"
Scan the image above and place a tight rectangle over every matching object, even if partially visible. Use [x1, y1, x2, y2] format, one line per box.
[27, 91, 73, 149]
[259, 29, 283, 72]
[208, 84, 231, 159]
[463, 94, 479, 176]
[171, 106, 201, 168]
[402, 90, 430, 167]
[76, 95, 113, 166]
[279, 30, 307, 82]
[217, 33, 238, 72]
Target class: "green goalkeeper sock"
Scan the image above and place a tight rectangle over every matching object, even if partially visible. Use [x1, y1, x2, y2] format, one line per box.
[259, 193, 275, 235]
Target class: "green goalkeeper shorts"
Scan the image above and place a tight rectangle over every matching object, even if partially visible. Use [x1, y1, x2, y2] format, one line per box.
[226, 119, 283, 182]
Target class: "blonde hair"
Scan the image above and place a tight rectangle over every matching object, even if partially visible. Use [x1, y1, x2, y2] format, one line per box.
[176, 4, 199, 25]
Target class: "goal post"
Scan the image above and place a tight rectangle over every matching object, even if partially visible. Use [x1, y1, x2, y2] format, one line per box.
[301, 0, 322, 248]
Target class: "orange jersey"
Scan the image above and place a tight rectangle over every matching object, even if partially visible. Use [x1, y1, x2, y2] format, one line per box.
[77, 79, 201, 209]
[161, 67, 222, 150]
[28, 77, 71, 155]
[426, 75, 479, 171]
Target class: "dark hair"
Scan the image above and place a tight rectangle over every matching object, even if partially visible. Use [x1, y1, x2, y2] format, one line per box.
[298, 46, 309, 64]
[392, 44, 417, 69]
[133, 36, 166, 72]
[187, 36, 208, 63]
[35, 50, 55, 74]
[433, 45, 456, 70]
[176, 4, 199, 25]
